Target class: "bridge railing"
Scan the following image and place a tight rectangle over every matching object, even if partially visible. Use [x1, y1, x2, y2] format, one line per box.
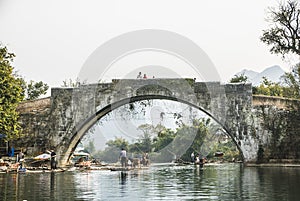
[252, 95, 300, 110]
[17, 97, 51, 114]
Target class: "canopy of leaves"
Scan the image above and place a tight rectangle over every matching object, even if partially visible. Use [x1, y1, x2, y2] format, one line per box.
[106, 137, 129, 150]
[25, 80, 49, 100]
[91, 117, 240, 163]
[229, 73, 248, 83]
[92, 137, 129, 163]
[0, 46, 24, 140]
[253, 77, 284, 97]
[153, 128, 175, 152]
[260, 0, 300, 57]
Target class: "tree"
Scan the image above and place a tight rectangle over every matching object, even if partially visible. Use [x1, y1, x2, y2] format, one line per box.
[0, 46, 24, 140]
[253, 77, 283, 97]
[153, 128, 175, 152]
[106, 137, 129, 150]
[93, 137, 129, 162]
[261, 0, 300, 98]
[84, 140, 96, 154]
[229, 73, 248, 83]
[131, 133, 152, 153]
[25, 80, 49, 100]
[261, 0, 300, 57]
[138, 123, 155, 136]
[172, 118, 212, 161]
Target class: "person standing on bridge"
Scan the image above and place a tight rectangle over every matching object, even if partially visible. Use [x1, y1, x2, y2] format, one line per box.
[137, 72, 142, 79]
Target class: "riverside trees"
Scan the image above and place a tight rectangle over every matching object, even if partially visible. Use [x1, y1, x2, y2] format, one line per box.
[90, 117, 240, 163]
[234, 1, 300, 99]
[0, 46, 24, 140]
[260, 0, 300, 99]
[0, 45, 49, 141]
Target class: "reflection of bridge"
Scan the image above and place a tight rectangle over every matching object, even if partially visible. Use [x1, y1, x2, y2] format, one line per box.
[17, 79, 300, 166]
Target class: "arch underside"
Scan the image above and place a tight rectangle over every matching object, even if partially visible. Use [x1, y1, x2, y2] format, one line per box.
[64, 95, 244, 165]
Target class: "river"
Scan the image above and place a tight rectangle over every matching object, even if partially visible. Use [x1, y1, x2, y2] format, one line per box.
[1, 163, 300, 200]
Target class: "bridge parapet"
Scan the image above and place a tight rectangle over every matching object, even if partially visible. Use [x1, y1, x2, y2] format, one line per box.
[17, 97, 51, 114]
[253, 95, 300, 110]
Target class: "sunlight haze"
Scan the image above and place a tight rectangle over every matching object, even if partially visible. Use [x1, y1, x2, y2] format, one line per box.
[0, 0, 289, 87]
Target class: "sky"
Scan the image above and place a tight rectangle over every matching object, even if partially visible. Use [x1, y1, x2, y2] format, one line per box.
[1, 0, 295, 153]
[0, 0, 292, 89]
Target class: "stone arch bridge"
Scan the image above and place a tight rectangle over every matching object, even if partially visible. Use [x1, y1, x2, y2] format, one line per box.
[17, 79, 300, 166]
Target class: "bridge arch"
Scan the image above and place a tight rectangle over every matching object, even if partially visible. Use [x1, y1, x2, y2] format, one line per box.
[18, 83, 300, 166]
[60, 94, 245, 166]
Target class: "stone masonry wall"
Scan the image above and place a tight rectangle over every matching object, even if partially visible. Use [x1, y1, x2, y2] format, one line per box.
[48, 80, 257, 165]
[15, 79, 300, 166]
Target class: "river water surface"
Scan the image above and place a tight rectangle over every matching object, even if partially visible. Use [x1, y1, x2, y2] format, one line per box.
[1, 163, 300, 200]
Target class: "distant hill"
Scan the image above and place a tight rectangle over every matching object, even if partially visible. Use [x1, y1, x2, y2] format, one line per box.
[235, 65, 285, 86]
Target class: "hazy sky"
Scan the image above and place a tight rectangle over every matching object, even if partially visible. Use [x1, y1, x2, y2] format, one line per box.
[0, 0, 290, 88]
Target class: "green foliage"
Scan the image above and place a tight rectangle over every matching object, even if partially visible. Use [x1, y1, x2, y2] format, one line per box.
[25, 80, 49, 100]
[0, 45, 24, 140]
[94, 146, 120, 163]
[129, 134, 152, 153]
[260, 0, 300, 57]
[253, 77, 283, 97]
[136, 133, 152, 153]
[138, 123, 155, 136]
[172, 125, 198, 160]
[106, 137, 129, 150]
[84, 140, 96, 154]
[174, 119, 208, 160]
[93, 118, 241, 163]
[153, 128, 175, 152]
[260, 105, 287, 150]
[184, 78, 196, 86]
[208, 141, 241, 161]
[229, 73, 248, 83]
[282, 64, 300, 98]
[259, 105, 300, 161]
[61, 78, 83, 87]
[93, 137, 129, 163]
[191, 118, 211, 152]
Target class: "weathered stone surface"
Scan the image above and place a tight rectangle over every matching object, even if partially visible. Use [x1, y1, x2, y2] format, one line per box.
[16, 98, 51, 155]
[15, 79, 300, 166]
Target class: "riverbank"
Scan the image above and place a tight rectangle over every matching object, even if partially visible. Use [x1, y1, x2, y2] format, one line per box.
[246, 163, 300, 167]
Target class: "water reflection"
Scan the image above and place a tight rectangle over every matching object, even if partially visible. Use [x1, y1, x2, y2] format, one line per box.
[0, 164, 300, 200]
[247, 166, 300, 201]
[119, 171, 127, 185]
